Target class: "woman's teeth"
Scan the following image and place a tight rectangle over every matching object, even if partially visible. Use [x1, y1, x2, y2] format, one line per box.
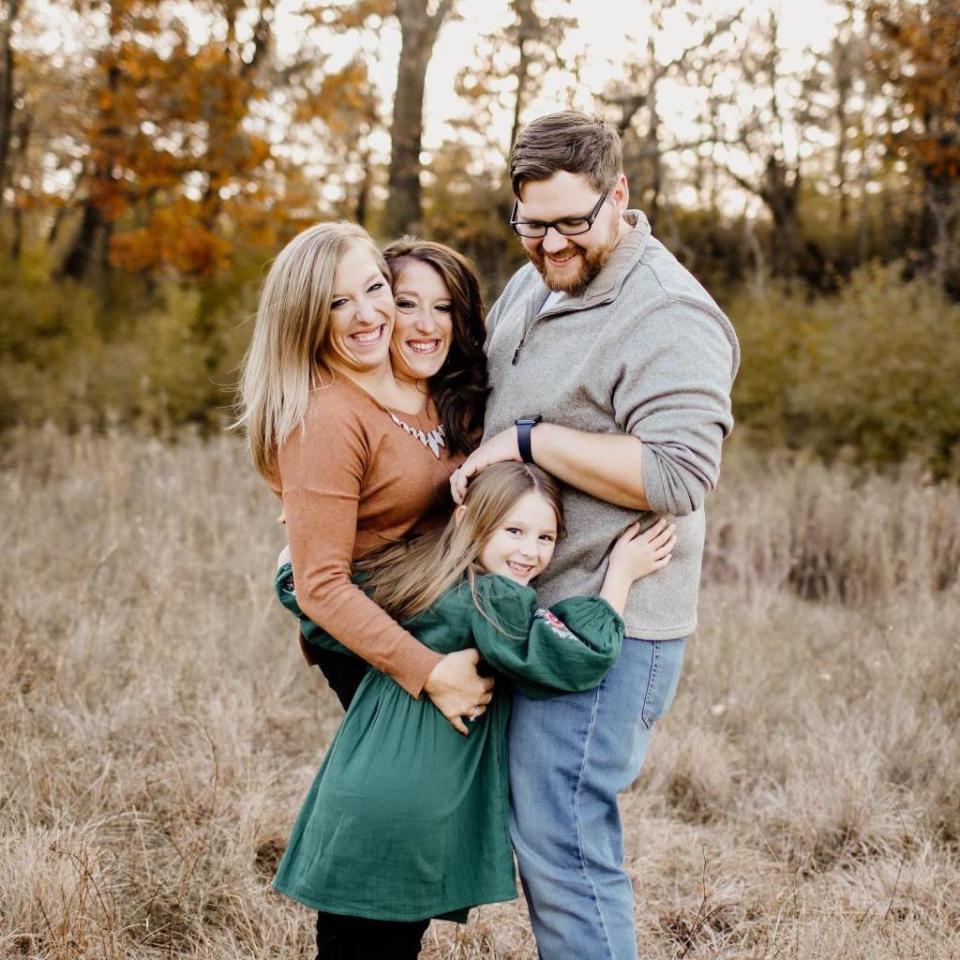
[407, 340, 440, 354]
[351, 327, 383, 344]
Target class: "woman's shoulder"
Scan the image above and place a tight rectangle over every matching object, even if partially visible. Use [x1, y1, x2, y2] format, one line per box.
[277, 374, 374, 485]
[304, 370, 372, 419]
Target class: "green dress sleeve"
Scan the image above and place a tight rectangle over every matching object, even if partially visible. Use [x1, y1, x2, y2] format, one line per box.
[469, 575, 624, 700]
[274, 561, 356, 657]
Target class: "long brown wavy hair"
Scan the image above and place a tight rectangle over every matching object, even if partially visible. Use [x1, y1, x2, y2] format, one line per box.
[356, 462, 565, 621]
[383, 237, 489, 457]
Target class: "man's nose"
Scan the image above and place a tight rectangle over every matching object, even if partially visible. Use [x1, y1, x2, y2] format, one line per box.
[541, 227, 568, 253]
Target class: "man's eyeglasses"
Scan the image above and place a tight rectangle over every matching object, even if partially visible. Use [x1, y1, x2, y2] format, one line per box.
[509, 191, 609, 239]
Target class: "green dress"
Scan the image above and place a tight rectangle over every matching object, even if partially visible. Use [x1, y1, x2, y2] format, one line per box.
[272, 565, 624, 923]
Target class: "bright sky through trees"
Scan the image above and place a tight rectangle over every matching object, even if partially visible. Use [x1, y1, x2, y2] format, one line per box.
[358, 0, 840, 150]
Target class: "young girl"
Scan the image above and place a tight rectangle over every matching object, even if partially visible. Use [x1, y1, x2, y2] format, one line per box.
[273, 462, 675, 956]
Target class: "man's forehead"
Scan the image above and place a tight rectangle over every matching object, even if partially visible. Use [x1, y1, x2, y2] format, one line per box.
[516, 171, 597, 212]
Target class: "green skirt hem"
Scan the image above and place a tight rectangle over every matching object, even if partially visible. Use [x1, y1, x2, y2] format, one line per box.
[272, 879, 518, 925]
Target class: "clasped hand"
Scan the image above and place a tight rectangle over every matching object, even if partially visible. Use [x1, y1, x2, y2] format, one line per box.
[424, 648, 495, 736]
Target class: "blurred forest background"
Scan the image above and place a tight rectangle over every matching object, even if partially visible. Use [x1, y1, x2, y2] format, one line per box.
[3, 4, 960, 958]
[1, 0, 959, 473]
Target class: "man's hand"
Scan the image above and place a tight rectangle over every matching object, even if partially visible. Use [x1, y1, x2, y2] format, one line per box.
[450, 427, 521, 504]
[423, 648, 495, 735]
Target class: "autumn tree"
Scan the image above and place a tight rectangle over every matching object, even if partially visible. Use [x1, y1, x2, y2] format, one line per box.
[0, 0, 22, 228]
[383, 0, 456, 236]
[868, 0, 960, 290]
[453, 0, 579, 157]
[56, 0, 279, 282]
[599, 0, 741, 232]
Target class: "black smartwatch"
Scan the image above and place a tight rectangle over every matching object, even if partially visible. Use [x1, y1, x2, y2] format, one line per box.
[514, 415, 542, 463]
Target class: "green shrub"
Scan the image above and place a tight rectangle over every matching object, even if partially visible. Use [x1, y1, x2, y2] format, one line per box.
[727, 263, 960, 475]
[0, 261, 254, 436]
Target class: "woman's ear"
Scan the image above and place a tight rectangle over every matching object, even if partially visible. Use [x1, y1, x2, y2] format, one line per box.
[453, 504, 467, 527]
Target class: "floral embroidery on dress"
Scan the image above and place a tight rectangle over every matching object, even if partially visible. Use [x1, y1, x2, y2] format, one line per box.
[534, 608, 576, 641]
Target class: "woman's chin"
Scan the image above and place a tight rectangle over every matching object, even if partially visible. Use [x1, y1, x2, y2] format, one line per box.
[390, 351, 447, 384]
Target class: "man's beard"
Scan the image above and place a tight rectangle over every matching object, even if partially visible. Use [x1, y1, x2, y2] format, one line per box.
[528, 222, 620, 295]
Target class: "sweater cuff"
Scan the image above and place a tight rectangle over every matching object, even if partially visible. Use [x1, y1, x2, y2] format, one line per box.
[395, 646, 446, 699]
[639, 441, 669, 515]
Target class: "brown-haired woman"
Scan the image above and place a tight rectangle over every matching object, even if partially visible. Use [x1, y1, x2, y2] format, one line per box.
[383, 237, 488, 459]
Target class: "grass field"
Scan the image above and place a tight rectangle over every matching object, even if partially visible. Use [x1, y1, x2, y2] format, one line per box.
[2, 430, 959, 959]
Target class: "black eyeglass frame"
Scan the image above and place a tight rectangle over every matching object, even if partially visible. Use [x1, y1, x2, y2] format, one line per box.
[509, 190, 610, 238]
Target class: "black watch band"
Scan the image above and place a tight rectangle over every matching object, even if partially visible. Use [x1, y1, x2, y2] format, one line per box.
[515, 416, 542, 463]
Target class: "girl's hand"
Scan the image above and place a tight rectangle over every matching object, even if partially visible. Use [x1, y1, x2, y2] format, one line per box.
[608, 518, 676, 581]
[600, 519, 676, 615]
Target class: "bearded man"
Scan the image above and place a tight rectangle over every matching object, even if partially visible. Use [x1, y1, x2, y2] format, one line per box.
[451, 111, 740, 960]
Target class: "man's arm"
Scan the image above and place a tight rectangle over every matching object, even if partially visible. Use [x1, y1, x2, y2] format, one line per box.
[451, 424, 651, 510]
[456, 299, 738, 513]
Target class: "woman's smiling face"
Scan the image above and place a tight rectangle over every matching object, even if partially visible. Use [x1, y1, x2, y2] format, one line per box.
[389, 259, 455, 384]
[324, 241, 395, 374]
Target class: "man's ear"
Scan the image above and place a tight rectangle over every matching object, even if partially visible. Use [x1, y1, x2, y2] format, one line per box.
[611, 172, 629, 212]
[453, 504, 468, 526]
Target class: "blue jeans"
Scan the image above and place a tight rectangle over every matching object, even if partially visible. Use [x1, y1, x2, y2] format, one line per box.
[508, 636, 687, 960]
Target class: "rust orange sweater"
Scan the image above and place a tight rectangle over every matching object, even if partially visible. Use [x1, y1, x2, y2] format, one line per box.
[276, 372, 464, 697]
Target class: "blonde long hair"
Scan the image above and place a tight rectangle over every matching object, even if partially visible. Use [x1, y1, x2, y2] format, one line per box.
[236, 222, 390, 480]
[358, 462, 565, 621]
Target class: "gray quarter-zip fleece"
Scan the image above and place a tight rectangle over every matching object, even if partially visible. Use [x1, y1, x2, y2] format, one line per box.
[483, 210, 739, 639]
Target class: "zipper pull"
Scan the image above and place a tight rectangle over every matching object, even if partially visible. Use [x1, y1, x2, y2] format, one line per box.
[512, 334, 525, 365]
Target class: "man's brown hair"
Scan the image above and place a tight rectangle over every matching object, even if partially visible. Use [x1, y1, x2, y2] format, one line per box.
[509, 111, 623, 198]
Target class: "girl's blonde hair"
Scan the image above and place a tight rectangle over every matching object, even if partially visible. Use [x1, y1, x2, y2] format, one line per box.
[358, 462, 565, 621]
[236, 221, 389, 480]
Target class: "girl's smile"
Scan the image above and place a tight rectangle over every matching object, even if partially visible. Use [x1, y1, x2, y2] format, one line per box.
[477, 490, 558, 586]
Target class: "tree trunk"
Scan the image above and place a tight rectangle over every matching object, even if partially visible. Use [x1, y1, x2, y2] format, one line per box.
[508, 0, 536, 151]
[761, 156, 801, 277]
[645, 36, 662, 231]
[355, 147, 372, 228]
[383, 0, 453, 238]
[60, 55, 122, 282]
[60, 197, 108, 281]
[0, 0, 21, 217]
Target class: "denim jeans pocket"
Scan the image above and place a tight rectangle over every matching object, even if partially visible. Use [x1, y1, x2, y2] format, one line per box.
[638, 637, 687, 730]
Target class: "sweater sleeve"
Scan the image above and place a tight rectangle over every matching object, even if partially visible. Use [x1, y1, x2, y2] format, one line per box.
[274, 561, 355, 657]
[278, 407, 443, 698]
[469, 576, 623, 700]
[612, 299, 737, 517]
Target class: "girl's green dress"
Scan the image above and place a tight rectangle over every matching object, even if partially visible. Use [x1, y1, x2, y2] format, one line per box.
[273, 565, 623, 923]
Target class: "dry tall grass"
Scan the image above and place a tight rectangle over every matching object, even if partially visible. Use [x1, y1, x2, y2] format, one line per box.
[1, 430, 958, 959]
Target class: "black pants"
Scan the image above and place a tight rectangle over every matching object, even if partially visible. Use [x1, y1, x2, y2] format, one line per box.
[309, 645, 368, 711]
[315, 911, 430, 960]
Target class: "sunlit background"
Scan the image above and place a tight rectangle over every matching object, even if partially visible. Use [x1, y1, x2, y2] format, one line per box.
[3, 4, 960, 959]
[2, 0, 958, 472]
